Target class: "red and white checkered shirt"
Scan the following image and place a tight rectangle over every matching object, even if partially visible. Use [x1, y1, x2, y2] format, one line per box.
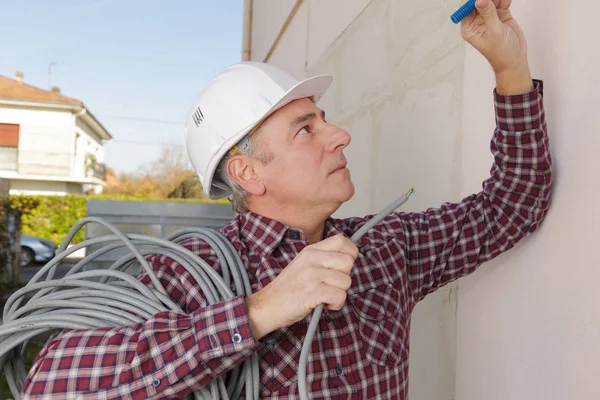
[21, 81, 552, 399]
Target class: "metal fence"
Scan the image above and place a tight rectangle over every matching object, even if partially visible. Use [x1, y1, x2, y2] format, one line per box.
[83, 199, 234, 273]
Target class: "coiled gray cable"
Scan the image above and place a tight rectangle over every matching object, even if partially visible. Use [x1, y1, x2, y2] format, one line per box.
[0, 189, 413, 400]
[0, 217, 259, 400]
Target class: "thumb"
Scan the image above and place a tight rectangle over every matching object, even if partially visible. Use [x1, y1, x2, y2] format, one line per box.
[475, 0, 500, 24]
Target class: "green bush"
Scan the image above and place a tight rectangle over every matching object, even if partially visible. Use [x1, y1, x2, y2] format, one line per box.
[10, 195, 88, 245]
[10, 194, 230, 246]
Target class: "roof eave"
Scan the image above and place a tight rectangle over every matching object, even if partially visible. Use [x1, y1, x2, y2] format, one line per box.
[79, 110, 113, 141]
[0, 98, 81, 111]
[0, 98, 113, 141]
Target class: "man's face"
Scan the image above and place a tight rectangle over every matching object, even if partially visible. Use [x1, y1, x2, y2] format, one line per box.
[252, 98, 355, 210]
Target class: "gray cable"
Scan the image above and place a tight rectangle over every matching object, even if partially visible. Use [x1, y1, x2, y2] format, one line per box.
[297, 189, 414, 400]
[0, 189, 413, 400]
[0, 217, 257, 400]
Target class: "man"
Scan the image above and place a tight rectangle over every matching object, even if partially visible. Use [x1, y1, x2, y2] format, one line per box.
[21, 0, 552, 398]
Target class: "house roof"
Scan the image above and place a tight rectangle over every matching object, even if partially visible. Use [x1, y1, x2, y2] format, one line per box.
[0, 75, 83, 106]
[0, 74, 112, 140]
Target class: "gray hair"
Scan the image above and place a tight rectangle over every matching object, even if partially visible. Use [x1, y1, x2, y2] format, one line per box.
[229, 179, 250, 214]
[227, 132, 272, 213]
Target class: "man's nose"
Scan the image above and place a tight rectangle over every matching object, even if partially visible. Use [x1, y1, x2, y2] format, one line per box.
[325, 125, 351, 153]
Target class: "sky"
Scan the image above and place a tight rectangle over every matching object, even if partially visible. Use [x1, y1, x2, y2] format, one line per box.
[0, 0, 244, 173]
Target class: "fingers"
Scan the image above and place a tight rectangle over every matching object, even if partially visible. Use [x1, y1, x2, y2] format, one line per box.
[318, 285, 347, 311]
[475, 0, 501, 26]
[282, 234, 358, 316]
[458, 0, 478, 27]
[310, 234, 359, 259]
[497, 8, 514, 23]
[458, 0, 508, 26]
[307, 249, 355, 274]
[481, 0, 511, 10]
[320, 268, 353, 291]
[498, 0, 512, 10]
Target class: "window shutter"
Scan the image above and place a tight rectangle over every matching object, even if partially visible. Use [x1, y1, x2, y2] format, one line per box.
[0, 123, 19, 146]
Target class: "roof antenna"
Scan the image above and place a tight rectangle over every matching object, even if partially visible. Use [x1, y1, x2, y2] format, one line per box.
[48, 61, 57, 89]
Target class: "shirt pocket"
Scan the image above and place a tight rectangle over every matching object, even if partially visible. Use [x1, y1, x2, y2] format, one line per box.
[349, 283, 407, 368]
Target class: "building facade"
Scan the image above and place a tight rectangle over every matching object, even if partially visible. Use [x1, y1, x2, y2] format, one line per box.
[0, 73, 112, 195]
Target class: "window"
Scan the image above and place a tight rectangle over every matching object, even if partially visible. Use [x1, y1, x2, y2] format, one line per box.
[0, 123, 19, 171]
[74, 133, 80, 155]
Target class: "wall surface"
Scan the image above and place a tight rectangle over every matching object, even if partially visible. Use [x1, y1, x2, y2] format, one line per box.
[75, 117, 106, 179]
[0, 105, 106, 194]
[9, 179, 81, 195]
[455, 1, 600, 399]
[248, 0, 598, 398]
[0, 106, 73, 177]
[249, 0, 467, 398]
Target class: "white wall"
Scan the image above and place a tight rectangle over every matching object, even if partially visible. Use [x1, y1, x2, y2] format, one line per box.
[0, 105, 73, 176]
[75, 118, 105, 161]
[9, 179, 81, 196]
[248, 0, 600, 398]
[74, 118, 105, 182]
[250, 0, 299, 63]
[0, 104, 107, 195]
[249, 0, 465, 398]
[307, 4, 463, 398]
[455, 2, 600, 399]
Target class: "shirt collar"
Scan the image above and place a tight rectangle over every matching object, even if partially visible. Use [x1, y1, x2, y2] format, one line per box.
[236, 211, 348, 256]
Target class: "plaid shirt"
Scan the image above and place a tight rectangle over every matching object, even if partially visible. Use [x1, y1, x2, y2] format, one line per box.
[21, 81, 552, 399]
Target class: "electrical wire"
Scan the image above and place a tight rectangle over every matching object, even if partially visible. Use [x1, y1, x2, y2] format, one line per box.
[298, 188, 414, 400]
[0, 189, 414, 400]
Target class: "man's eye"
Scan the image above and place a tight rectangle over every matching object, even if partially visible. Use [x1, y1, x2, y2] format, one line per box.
[297, 127, 309, 135]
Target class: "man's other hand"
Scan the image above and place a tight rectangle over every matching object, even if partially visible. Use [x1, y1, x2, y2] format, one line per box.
[461, 0, 534, 95]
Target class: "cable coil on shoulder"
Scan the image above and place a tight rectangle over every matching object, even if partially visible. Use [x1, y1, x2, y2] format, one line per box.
[0, 217, 259, 400]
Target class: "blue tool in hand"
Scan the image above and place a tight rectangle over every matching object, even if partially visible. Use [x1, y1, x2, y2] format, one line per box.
[451, 0, 476, 24]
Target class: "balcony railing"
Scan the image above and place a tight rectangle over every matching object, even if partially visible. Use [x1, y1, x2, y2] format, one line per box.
[86, 155, 106, 181]
[0, 149, 71, 176]
[0, 149, 106, 181]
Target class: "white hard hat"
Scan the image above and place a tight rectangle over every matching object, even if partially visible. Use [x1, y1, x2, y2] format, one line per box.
[185, 61, 333, 199]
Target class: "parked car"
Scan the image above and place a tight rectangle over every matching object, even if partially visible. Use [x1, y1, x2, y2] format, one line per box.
[20, 235, 58, 267]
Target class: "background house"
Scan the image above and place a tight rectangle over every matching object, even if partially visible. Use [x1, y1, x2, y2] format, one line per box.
[243, 1, 598, 399]
[0, 72, 112, 195]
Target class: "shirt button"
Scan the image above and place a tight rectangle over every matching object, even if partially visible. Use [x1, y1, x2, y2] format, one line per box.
[325, 313, 332, 323]
[152, 378, 161, 387]
[232, 333, 243, 344]
[291, 232, 300, 240]
[336, 364, 343, 375]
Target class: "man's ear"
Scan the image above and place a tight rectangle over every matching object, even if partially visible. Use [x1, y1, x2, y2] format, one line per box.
[227, 155, 266, 196]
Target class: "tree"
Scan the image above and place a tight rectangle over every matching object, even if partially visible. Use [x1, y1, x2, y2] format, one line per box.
[104, 146, 204, 199]
[167, 172, 204, 199]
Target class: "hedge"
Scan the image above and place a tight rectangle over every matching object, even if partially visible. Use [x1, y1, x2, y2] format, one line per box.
[10, 194, 230, 246]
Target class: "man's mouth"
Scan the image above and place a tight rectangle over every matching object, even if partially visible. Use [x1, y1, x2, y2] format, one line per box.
[332, 161, 348, 173]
